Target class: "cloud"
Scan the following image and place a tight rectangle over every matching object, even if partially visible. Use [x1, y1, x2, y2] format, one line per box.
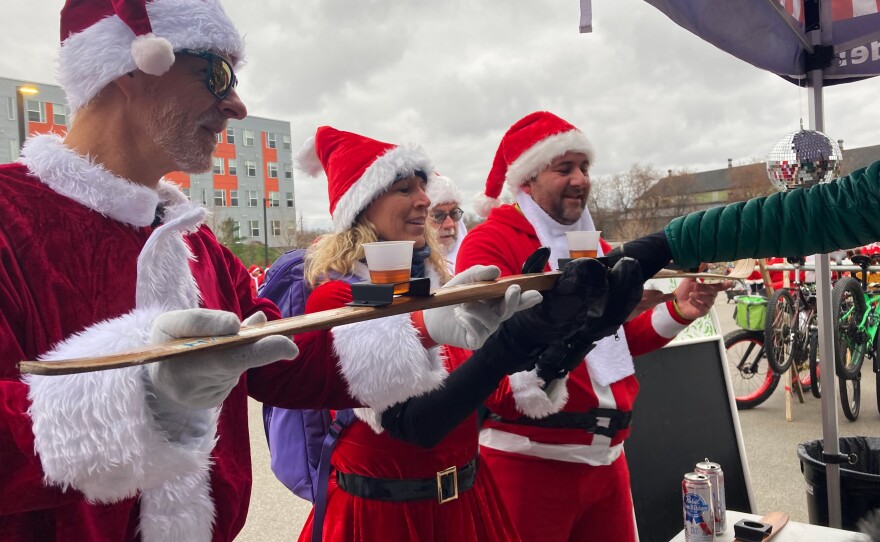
[5, 0, 879, 230]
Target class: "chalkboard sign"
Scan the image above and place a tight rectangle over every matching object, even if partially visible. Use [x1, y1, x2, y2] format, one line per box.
[628, 337, 755, 542]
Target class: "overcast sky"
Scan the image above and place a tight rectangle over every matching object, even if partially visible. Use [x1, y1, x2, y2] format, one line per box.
[2, 1, 879, 230]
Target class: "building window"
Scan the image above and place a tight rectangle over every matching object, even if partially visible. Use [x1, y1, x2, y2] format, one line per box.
[249, 220, 260, 237]
[269, 192, 280, 207]
[52, 104, 67, 125]
[246, 160, 257, 177]
[6, 97, 14, 121]
[283, 135, 291, 151]
[286, 192, 294, 208]
[226, 127, 235, 144]
[182, 188, 190, 199]
[243, 129, 254, 146]
[248, 190, 259, 207]
[271, 220, 281, 236]
[212, 157, 224, 175]
[284, 163, 293, 180]
[215, 132, 222, 143]
[234, 221, 242, 239]
[267, 133, 277, 149]
[214, 189, 227, 207]
[230, 190, 239, 207]
[228, 159, 237, 176]
[287, 221, 296, 236]
[267, 162, 278, 178]
[26, 100, 45, 123]
[200, 189, 208, 205]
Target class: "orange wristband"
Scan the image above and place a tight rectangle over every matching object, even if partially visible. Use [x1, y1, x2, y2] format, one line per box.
[411, 311, 439, 349]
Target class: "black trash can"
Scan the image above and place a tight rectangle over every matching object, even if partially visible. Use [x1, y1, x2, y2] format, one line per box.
[798, 436, 880, 531]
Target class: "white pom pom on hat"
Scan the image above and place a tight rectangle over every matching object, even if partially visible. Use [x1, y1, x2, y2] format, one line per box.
[131, 33, 175, 76]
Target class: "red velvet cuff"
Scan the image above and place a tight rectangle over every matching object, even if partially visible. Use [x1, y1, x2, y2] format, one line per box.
[411, 311, 439, 349]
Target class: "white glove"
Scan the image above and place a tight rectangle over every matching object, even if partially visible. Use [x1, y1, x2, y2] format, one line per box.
[423, 265, 543, 350]
[147, 309, 299, 411]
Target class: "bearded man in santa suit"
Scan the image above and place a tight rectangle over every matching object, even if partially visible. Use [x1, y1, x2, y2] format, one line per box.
[456, 111, 728, 542]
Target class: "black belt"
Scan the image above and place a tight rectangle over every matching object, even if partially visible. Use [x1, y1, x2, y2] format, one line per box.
[336, 459, 477, 504]
[489, 408, 632, 439]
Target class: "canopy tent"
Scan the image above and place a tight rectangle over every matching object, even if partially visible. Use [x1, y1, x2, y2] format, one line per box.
[583, 0, 880, 529]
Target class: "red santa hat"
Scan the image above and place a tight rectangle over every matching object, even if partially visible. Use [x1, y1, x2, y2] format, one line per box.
[59, 0, 244, 113]
[474, 111, 595, 218]
[296, 126, 435, 233]
[426, 173, 463, 208]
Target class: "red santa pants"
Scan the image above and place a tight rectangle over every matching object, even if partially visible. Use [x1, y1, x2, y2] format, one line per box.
[480, 446, 635, 542]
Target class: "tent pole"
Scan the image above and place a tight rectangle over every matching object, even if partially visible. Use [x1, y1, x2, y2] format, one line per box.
[807, 0, 843, 529]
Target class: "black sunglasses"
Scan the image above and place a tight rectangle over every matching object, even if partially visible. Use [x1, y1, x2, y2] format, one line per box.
[431, 208, 464, 223]
[175, 49, 238, 99]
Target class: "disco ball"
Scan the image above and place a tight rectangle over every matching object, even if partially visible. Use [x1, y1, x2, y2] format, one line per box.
[765, 129, 842, 192]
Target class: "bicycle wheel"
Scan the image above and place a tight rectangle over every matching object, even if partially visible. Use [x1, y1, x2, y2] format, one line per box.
[839, 375, 861, 422]
[831, 277, 868, 379]
[808, 327, 821, 398]
[765, 289, 795, 373]
[724, 329, 780, 410]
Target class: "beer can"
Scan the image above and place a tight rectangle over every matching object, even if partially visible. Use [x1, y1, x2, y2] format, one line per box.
[682, 472, 715, 541]
[695, 459, 726, 534]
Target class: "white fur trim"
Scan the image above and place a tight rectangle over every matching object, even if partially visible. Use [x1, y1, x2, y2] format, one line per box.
[21, 134, 158, 226]
[131, 34, 175, 76]
[505, 129, 595, 190]
[137, 206, 206, 310]
[294, 136, 323, 176]
[332, 313, 447, 413]
[24, 307, 218, 503]
[473, 191, 501, 219]
[20, 134, 202, 228]
[427, 174, 463, 207]
[332, 144, 434, 232]
[651, 302, 690, 339]
[509, 368, 569, 418]
[59, 0, 244, 113]
[585, 328, 636, 387]
[140, 470, 216, 542]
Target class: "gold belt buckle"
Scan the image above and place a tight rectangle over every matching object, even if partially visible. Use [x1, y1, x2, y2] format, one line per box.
[436, 465, 459, 504]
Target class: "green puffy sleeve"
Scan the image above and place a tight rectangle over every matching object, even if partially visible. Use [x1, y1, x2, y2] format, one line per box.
[666, 161, 880, 268]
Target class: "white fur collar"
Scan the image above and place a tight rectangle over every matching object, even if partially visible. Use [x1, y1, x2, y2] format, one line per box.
[20, 134, 197, 228]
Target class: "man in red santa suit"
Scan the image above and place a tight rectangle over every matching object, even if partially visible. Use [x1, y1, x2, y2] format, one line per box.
[456, 111, 728, 542]
[0, 6, 544, 539]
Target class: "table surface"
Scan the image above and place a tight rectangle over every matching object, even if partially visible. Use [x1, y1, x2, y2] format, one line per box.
[668, 510, 870, 541]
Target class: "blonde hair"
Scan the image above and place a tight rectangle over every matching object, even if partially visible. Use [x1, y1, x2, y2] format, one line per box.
[305, 216, 451, 287]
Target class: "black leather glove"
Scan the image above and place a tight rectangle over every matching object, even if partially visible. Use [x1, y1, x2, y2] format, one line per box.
[475, 257, 610, 376]
[536, 257, 644, 383]
[605, 231, 673, 279]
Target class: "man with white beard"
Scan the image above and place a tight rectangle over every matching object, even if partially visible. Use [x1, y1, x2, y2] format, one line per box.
[426, 173, 468, 270]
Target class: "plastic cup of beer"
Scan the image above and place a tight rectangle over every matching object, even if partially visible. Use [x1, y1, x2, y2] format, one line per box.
[566, 230, 601, 259]
[362, 241, 414, 294]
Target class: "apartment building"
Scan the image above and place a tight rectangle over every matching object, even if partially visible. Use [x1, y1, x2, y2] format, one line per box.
[0, 76, 296, 248]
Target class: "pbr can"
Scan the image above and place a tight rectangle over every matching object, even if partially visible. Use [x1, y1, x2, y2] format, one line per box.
[682, 472, 715, 541]
[695, 459, 726, 534]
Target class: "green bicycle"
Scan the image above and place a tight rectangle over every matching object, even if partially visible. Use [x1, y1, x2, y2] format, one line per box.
[830, 254, 880, 421]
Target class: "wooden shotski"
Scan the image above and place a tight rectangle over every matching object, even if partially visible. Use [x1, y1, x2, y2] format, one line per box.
[19, 272, 561, 376]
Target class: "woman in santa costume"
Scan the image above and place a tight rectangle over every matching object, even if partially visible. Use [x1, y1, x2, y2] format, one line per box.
[288, 125, 643, 542]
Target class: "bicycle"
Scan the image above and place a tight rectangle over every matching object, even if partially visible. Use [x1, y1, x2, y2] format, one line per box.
[724, 328, 780, 409]
[830, 254, 880, 420]
[763, 257, 818, 397]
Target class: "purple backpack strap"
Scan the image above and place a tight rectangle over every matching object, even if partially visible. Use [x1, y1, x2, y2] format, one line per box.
[311, 409, 356, 542]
